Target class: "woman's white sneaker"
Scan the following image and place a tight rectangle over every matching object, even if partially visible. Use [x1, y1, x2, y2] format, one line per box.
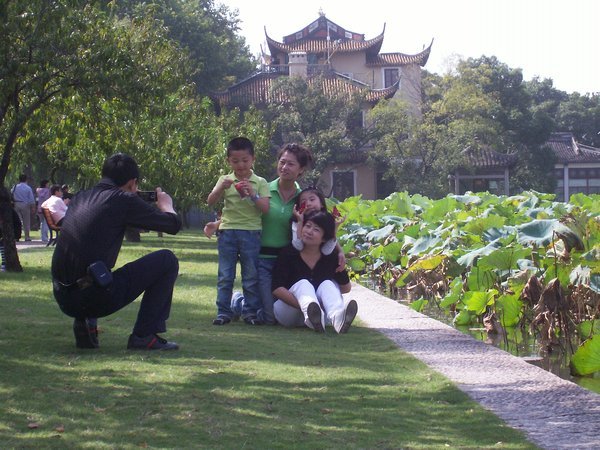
[334, 300, 358, 334]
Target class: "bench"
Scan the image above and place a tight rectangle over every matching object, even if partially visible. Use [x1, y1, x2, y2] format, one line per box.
[42, 207, 60, 246]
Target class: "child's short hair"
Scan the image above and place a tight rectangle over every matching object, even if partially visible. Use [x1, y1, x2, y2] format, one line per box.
[50, 184, 62, 195]
[227, 137, 254, 157]
[303, 210, 336, 242]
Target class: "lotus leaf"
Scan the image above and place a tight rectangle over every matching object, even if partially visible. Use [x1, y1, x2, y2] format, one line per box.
[496, 293, 522, 327]
[478, 247, 532, 271]
[382, 241, 403, 263]
[409, 298, 428, 312]
[578, 320, 600, 339]
[365, 224, 395, 242]
[407, 235, 442, 256]
[570, 336, 600, 376]
[466, 265, 497, 291]
[347, 258, 366, 272]
[482, 226, 517, 242]
[450, 194, 482, 205]
[453, 309, 474, 326]
[463, 290, 497, 315]
[516, 219, 583, 250]
[463, 215, 506, 236]
[456, 241, 501, 267]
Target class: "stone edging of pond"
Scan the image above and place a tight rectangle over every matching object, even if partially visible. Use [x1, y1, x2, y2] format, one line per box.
[347, 282, 600, 450]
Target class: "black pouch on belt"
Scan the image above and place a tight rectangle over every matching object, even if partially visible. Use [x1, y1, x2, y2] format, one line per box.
[87, 261, 113, 288]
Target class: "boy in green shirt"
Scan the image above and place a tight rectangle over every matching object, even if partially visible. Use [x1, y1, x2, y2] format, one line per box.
[207, 137, 270, 325]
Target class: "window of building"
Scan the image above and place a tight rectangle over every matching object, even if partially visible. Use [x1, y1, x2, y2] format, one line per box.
[384, 68, 400, 88]
[567, 167, 600, 196]
[332, 171, 355, 200]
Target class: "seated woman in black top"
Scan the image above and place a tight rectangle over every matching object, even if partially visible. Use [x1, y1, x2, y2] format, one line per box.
[271, 210, 357, 333]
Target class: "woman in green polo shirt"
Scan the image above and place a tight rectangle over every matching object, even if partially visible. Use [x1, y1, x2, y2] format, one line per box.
[256, 143, 315, 324]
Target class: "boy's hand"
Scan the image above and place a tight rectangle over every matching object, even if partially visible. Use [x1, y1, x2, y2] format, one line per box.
[220, 177, 235, 191]
[203, 221, 219, 238]
[234, 180, 252, 198]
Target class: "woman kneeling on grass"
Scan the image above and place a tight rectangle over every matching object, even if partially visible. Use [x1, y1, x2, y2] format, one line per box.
[271, 210, 357, 334]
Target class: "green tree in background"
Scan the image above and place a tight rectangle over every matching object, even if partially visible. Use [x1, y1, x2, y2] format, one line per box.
[266, 75, 371, 191]
[108, 0, 257, 95]
[371, 57, 559, 197]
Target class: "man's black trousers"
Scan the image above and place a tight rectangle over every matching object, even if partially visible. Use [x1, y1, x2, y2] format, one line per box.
[53, 250, 179, 336]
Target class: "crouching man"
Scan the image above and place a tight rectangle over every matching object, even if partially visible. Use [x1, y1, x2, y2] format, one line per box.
[52, 153, 182, 350]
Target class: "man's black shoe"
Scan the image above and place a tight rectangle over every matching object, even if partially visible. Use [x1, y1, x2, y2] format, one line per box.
[73, 318, 99, 349]
[127, 333, 179, 350]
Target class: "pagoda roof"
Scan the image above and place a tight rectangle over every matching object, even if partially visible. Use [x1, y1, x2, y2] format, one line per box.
[545, 132, 600, 164]
[266, 15, 385, 57]
[211, 71, 398, 107]
[366, 40, 433, 67]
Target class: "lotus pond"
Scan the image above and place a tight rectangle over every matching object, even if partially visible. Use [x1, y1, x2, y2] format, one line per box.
[335, 191, 600, 393]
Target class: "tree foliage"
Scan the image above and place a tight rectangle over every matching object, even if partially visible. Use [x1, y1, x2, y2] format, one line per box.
[370, 56, 563, 198]
[266, 75, 372, 190]
[106, 0, 257, 95]
[0, 0, 268, 269]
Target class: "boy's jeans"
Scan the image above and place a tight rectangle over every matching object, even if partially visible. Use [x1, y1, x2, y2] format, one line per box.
[216, 230, 261, 319]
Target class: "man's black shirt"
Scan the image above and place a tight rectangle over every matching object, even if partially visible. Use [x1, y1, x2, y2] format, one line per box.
[52, 178, 181, 284]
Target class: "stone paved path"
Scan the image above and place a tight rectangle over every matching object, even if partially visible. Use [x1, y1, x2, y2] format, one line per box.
[349, 283, 600, 450]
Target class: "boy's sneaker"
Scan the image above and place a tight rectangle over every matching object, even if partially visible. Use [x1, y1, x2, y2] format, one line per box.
[305, 302, 325, 333]
[127, 333, 179, 350]
[73, 318, 99, 349]
[212, 315, 232, 325]
[333, 300, 358, 334]
[230, 292, 244, 320]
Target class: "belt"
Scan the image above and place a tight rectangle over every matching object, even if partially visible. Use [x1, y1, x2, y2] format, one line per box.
[260, 246, 283, 256]
[53, 275, 94, 291]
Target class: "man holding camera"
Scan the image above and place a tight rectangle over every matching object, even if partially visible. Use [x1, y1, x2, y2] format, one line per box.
[52, 153, 182, 350]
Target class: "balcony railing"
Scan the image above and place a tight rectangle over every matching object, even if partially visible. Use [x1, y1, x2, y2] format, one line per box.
[261, 64, 334, 76]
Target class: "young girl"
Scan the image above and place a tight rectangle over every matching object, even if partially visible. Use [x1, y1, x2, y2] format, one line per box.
[272, 210, 357, 334]
[291, 187, 343, 255]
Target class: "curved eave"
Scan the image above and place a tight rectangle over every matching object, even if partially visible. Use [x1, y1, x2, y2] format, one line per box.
[265, 28, 385, 56]
[366, 83, 398, 103]
[366, 38, 433, 67]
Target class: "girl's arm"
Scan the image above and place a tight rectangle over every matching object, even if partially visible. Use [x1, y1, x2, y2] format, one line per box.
[273, 287, 300, 309]
[335, 242, 346, 272]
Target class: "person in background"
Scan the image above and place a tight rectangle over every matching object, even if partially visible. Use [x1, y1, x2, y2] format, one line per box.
[0, 186, 22, 271]
[207, 137, 270, 326]
[61, 184, 73, 205]
[11, 174, 35, 241]
[36, 179, 51, 243]
[41, 184, 68, 226]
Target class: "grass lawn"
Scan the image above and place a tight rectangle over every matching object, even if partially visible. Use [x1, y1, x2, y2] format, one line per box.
[0, 231, 538, 449]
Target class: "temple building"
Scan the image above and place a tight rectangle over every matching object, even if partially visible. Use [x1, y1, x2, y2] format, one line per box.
[450, 133, 600, 199]
[212, 13, 432, 199]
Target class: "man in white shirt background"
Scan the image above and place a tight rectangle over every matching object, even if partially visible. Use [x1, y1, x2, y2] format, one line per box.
[11, 174, 35, 241]
[41, 184, 68, 226]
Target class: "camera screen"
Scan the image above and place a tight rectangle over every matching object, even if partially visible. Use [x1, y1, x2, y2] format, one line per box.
[137, 191, 157, 202]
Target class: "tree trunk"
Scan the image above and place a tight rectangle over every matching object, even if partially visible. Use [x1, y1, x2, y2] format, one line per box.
[0, 197, 23, 272]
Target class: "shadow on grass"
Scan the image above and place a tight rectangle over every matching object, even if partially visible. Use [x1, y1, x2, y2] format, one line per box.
[1, 231, 535, 448]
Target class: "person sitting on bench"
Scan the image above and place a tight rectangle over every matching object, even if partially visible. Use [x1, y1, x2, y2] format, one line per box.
[41, 184, 68, 226]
